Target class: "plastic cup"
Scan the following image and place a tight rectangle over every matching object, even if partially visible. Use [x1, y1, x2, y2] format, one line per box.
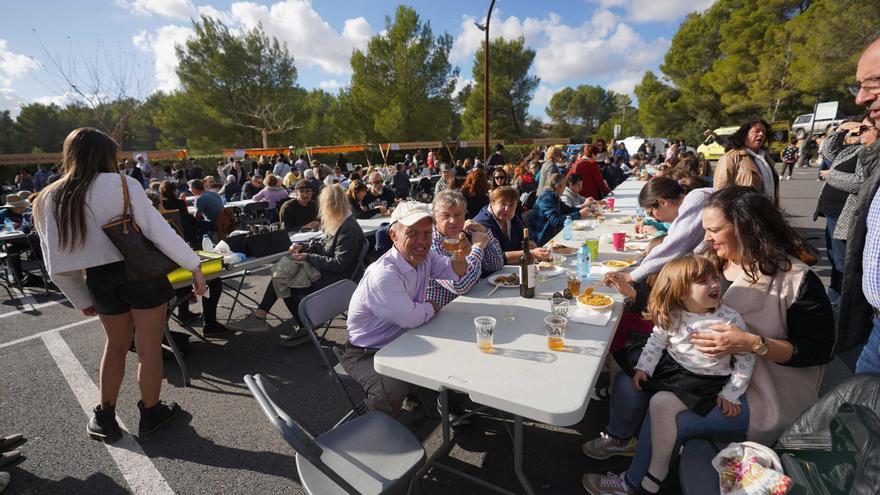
[474, 316, 496, 353]
[612, 232, 626, 251]
[551, 297, 569, 317]
[605, 197, 615, 210]
[544, 314, 567, 351]
[584, 238, 599, 259]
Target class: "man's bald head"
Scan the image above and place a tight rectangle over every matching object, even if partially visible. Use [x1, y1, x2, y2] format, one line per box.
[856, 38, 880, 121]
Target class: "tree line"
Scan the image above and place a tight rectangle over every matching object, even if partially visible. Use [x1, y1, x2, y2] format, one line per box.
[1, 0, 876, 157]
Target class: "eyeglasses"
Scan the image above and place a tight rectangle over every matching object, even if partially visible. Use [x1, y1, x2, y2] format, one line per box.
[493, 176, 506, 180]
[848, 77, 880, 97]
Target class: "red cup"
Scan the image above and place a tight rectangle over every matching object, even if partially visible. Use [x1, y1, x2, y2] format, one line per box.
[605, 197, 615, 210]
[612, 232, 626, 251]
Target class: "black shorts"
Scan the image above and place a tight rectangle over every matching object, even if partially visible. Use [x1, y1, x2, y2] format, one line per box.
[85, 261, 175, 315]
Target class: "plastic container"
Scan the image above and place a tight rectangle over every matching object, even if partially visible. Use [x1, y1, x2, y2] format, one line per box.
[563, 217, 573, 240]
[578, 244, 591, 280]
[4, 219, 13, 233]
[201, 235, 214, 252]
[167, 251, 224, 284]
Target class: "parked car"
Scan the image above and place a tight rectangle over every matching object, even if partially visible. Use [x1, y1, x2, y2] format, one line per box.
[792, 113, 846, 140]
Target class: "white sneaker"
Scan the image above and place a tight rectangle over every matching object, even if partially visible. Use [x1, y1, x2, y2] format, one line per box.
[785, 176, 791, 180]
[227, 313, 269, 332]
[582, 472, 633, 495]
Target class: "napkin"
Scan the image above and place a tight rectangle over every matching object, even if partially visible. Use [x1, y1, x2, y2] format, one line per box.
[568, 308, 613, 326]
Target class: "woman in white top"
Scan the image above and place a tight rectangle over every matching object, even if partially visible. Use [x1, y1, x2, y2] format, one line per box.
[33, 128, 206, 444]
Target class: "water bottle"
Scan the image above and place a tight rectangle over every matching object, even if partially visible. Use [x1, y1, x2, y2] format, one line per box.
[4, 219, 13, 233]
[578, 243, 591, 280]
[201, 235, 214, 252]
[563, 216, 573, 240]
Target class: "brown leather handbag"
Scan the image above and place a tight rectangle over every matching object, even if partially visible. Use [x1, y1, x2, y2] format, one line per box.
[101, 173, 179, 281]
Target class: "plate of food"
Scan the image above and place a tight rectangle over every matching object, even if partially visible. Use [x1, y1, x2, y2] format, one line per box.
[552, 245, 578, 256]
[537, 261, 564, 277]
[571, 220, 591, 230]
[613, 216, 637, 225]
[488, 272, 520, 288]
[577, 292, 614, 311]
[601, 259, 632, 272]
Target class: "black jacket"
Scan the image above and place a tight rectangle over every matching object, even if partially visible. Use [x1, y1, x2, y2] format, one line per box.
[837, 142, 880, 354]
[304, 215, 367, 281]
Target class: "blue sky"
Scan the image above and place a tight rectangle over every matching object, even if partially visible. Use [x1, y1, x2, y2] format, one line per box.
[0, 0, 715, 119]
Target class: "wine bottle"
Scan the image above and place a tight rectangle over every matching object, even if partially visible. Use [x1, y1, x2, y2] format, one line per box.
[520, 228, 536, 298]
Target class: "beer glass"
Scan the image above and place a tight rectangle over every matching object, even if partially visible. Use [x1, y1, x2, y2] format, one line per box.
[545, 314, 567, 351]
[474, 316, 496, 353]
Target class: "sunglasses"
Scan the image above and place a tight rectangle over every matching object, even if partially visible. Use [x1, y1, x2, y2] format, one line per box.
[493, 176, 506, 180]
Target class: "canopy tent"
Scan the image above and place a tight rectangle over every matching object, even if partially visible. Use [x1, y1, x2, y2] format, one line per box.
[0, 149, 187, 166]
[514, 138, 571, 146]
[304, 144, 372, 167]
[222, 147, 290, 159]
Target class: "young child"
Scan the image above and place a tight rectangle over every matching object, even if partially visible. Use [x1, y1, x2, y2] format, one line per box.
[632, 254, 755, 416]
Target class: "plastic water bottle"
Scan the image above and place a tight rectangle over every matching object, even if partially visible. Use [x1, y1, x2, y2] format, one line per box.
[578, 243, 591, 280]
[201, 235, 214, 252]
[563, 216, 573, 240]
[4, 219, 13, 233]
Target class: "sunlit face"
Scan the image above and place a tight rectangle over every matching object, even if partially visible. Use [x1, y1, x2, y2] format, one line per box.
[745, 124, 766, 152]
[859, 118, 879, 147]
[702, 206, 739, 262]
[369, 176, 384, 193]
[683, 275, 721, 313]
[434, 204, 466, 238]
[490, 199, 516, 222]
[855, 43, 880, 120]
[252, 177, 263, 187]
[390, 218, 434, 266]
[648, 196, 682, 223]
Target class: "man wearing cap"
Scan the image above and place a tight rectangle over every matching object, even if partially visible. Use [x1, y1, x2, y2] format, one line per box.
[341, 201, 469, 416]
[136, 154, 153, 181]
[487, 143, 506, 172]
[435, 163, 452, 195]
[279, 180, 319, 232]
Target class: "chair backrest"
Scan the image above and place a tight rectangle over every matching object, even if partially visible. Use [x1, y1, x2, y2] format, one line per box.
[298, 279, 358, 336]
[243, 374, 360, 495]
[350, 240, 370, 282]
[521, 209, 535, 232]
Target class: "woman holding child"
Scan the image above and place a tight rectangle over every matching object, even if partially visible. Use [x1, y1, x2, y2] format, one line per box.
[582, 186, 835, 495]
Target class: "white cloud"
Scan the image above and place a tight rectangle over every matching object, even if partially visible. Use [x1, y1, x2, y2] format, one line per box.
[591, 0, 715, 23]
[125, 0, 197, 19]
[132, 25, 193, 92]
[229, 1, 373, 75]
[0, 39, 40, 86]
[196, 5, 233, 24]
[453, 77, 474, 97]
[32, 92, 77, 107]
[532, 85, 560, 110]
[319, 79, 344, 92]
[0, 88, 23, 117]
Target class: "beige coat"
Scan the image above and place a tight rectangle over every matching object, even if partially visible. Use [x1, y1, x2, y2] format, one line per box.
[723, 258, 824, 445]
[714, 148, 779, 206]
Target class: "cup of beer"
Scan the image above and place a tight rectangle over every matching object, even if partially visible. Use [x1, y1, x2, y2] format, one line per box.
[544, 314, 567, 351]
[551, 297, 569, 317]
[566, 270, 581, 295]
[442, 237, 461, 256]
[474, 316, 496, 353]
[612, 232, 626, 251]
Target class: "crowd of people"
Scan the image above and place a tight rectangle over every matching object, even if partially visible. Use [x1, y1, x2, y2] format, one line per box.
[2, 35, 880, 495]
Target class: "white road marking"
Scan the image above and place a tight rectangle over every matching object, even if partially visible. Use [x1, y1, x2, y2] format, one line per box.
[41, 331, 175, 495]
[0, 317, 98, 350]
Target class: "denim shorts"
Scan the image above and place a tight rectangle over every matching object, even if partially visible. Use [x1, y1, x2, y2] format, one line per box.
[85, 261, 174, 315]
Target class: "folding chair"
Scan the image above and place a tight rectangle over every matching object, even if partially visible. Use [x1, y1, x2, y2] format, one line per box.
[239, 201, 269, 227]
[244, 374, 425, 495]
[21, 232, 52, 293]
[298, 279, 364, 424]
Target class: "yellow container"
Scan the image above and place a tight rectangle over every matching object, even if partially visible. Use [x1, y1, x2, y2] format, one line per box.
[167, 251, 225, 284]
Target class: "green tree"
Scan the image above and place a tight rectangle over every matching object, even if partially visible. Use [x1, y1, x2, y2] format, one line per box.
[175, 16, 302, 148]
[347, 5, 458, 142]
[0, 111, 16, 154]
[633, 72, 685, 138]
[460, 37, 539, 141]
[594, 95, 642, 142]
[13, 103, 70, 153]
[545, 85, 618, 140]
[296, 89, 339, 146]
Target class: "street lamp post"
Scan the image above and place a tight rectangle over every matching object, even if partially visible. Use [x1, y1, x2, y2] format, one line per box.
[476, 0, 496, 164]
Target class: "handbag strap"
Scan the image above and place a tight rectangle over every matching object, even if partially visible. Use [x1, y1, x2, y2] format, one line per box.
[118, 172, 132, 219]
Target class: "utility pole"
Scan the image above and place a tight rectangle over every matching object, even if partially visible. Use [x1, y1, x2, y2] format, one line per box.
[476, 0, 496, 164]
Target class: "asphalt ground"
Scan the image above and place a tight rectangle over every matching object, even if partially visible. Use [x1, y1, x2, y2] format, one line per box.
[0, 167, 857, 494]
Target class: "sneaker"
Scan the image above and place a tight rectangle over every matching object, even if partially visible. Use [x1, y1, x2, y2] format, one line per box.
[582, 472, 633, 495]
[785, 175, 791, 180]
[87, 404, 122, 444]
[227, 313, 269, 332]
[590, 385, 611, 401]
[0, 451, 19, 469]
[582, 432, 637, 459]
[279, 332, 310, 348]
[203, 322, 232, 338]
[0, 434, 23, 451]
[137, 400, 180, 439]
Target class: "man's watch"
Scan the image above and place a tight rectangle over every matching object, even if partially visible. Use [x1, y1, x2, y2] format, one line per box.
[752, 335, 768, 356]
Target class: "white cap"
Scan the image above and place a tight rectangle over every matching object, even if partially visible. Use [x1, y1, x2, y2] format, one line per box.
[391, 201, 433, 227]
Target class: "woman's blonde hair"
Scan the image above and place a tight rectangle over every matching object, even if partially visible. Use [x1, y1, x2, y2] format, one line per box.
[645, 255, 719, 332]
[318, 184, 350, 235]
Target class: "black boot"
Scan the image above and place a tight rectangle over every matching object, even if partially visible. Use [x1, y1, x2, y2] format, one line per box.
[137, 400, 180, 439]
[87, 403, 122, 444]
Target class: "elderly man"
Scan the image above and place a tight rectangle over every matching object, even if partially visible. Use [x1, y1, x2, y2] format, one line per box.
[837, 37, 880, 373]
[435, 163, 452, 195]
[341, 202, 469, 416]
[364, 171, 397, 209]
[428, 190, 505, 307]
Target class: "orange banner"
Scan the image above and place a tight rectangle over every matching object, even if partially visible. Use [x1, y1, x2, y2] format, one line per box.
[222, 147, 290, 158]
[0, 150, 187, 166]
[305, 145, 368, 154]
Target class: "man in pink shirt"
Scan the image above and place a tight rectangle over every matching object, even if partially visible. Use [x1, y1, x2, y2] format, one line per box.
[340, 202, 469, 416]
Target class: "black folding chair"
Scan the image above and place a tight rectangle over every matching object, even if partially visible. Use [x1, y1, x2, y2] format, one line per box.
[239, 201, 269, 227]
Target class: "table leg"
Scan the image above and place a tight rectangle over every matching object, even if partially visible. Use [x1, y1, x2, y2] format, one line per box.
[513, 415, 536, 495]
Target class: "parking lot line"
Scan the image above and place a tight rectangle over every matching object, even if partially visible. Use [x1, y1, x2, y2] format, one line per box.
[42, 331, 175, 495]
[0, 317, 98, 350]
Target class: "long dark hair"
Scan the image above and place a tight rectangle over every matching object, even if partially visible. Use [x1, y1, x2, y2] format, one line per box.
[725, 119, 771, 152]
[638, 176, 707, 210]
[34, 128, 119, 251]
[704, 186, 808, 282]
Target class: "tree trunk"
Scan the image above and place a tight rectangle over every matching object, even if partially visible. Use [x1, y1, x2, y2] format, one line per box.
[261, 128, 269, 148]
